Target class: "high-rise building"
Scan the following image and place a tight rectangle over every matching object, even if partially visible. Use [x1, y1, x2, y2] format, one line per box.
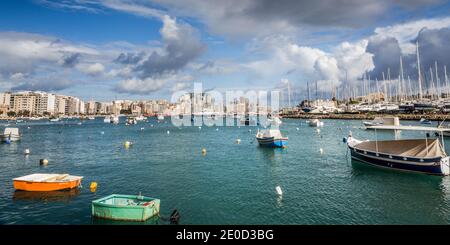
[11, 92, 36, 115]
[34, 92, 56, 115]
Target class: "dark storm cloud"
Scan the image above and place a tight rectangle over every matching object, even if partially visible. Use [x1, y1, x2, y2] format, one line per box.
[366, 37, 402, 78]
[113, 16, 205, 79]
[416, 27, 450, 72]
[367, 27, 450, 82]
[60, 53, 81, 67]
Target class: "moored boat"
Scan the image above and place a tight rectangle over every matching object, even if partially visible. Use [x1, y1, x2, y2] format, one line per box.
[91, 194, 160, 221]
[308, 119, 324, 127]
[13, 173, 83, 191]
[256, 129, 288, 148]
[110, 115, 119, 124]
[346, 129, 450, 176]
[420, 118, 432, 125]
[363, 116, 399, 129]
[1, 127, 20, 142]
[157, 114, 164, 121]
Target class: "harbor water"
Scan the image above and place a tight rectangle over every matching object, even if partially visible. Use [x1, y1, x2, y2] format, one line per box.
[1, 118, 450, 224]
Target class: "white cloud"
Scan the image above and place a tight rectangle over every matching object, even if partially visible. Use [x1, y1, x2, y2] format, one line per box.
[81, 63, 105, 76]
[115, 74, 194, 94]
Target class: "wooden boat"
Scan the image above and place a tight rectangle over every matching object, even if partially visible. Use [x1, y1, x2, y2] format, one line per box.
[256, 128, 288, 148]
[13, 173, 83, 191]
[346, 127, 450, 176]
[92, 194, 160, 221]
[13, 189, 80, 202]
[1, 127, 20, 142]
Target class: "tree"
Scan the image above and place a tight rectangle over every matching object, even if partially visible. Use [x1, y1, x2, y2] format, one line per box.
[7, 111, 16, 117]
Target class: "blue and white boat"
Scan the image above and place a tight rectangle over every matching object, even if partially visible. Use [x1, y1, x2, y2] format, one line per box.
[256, 129, 288, 148]
[346, 126, 450, 176]
[255, 117, 287, 148]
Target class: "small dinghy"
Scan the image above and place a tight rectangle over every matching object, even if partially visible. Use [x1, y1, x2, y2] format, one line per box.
[92, 194, 160, 221]
[1, 127, 20, 142]
[13, 173, 83, 191]
[420, 118, 432, 125]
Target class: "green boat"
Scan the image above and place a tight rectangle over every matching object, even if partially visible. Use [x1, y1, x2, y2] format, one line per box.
[91, 194, 160, 221]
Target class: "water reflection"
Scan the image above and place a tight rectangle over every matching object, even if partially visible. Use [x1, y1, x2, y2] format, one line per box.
[91, 215, 160, 225]
[13, 189, 80, 203]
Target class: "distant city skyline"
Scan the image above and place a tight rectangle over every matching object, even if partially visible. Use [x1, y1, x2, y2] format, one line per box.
[0, 0, 450, 103]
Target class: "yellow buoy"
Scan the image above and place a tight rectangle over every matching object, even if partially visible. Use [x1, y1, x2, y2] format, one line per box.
[236, 139, 241, 144]
[39, 159, 49, 166]
[90, 182, 98, 192]
[124, 141, 132, 147]
[319, 148, 323, 154]
[201, 148, 207, 155]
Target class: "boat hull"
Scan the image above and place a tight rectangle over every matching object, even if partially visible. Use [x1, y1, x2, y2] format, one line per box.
[256, 137, 288, 148]
[13, 178, 82, 191]
[349, 146, 449, 175]
[92, 195, 160, 221]
[1, 135, 20, 142]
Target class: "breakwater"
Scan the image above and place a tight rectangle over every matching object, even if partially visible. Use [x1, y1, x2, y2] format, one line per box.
[281, 113, 450, 121]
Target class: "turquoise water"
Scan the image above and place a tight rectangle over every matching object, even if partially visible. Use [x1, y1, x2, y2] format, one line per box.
[1, 117, 450, 224]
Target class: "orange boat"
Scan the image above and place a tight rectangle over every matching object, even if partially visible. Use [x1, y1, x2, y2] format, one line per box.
[13, 173, 83, 191]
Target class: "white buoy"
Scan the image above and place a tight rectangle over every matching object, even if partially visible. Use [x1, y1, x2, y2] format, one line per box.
[140, 127, 144, 130]
[151, 124, 154, 127]
[124, 141, 131, 147]
[198, 126, 202, 130]
[27, 127, 31, 129]
[236, 139, 241, 144]
[320, 148, 323, 154]
[24, 149, 30, 155]
[167, 130, 170, 134]
[100, 131, 105, 135]
[276, 186, 283, 196]
[316, 128, 321, 134]
[296, 127, 299, 131]
[216, 128, 219, 131]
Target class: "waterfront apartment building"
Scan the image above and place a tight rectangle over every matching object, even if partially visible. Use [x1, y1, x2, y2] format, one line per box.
[86, 100, 96, 115]
[34, 92, 56, 115]
[55, 95, 67, 115]
[11, 92, 37, 115]
[0, 92, 11, 116]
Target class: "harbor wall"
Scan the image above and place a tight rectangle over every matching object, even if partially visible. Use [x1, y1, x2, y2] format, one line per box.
[281, 113, 450, 121]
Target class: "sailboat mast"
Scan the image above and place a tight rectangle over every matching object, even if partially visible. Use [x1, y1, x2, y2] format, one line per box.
[430, 67, 435, 100]
[445, 65, 449, 99]
[435, 61, 440, 99]
[400, 56, 404, 102]
[287, 80, 291, 108]
[416, 40, 423, 101]
[382, 72, 387, 102]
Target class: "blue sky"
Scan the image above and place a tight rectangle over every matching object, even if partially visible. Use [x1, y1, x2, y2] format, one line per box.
[0, 0, 449, 102]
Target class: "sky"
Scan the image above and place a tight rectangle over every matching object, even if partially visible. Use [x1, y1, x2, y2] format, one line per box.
[0, 0, 450, 102]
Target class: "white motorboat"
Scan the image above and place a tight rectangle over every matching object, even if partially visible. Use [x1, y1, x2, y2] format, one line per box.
[1, 127, 20, 142]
